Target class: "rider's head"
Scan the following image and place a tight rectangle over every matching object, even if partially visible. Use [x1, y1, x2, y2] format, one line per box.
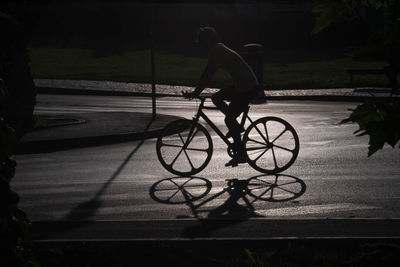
[196, 27, 218, 49]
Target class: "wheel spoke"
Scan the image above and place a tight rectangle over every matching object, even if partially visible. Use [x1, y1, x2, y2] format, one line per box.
[169, 147, 184, 167]
[166, 188, 182, 202]
[248, 185, 269, 191]
[185, 147, 210, 152]
[263, 121, 269, 141]
[181, 184, 206, 189]
[181, 188, 195, 200]
[271, 128, 288, 144]
[275, 186, 297, 195]
[169, 179, 182, 188]
[269, 186, 274, 198]
[155, 187, 180, 192]
[161, 143, 185, 149]
[247, 137, 268, 146]
[182, 148, 195, 171]
[254, 178, 273, 186]
[187, 127, 200, 145]
[173, 131, 195, 170]
[178, 132, 187, 146]
[256, 187, 273, 199]
[253, 123, 269, 144]
[246, 146, 268, 151]
[254, 147, 270, 162]
[271, 147, 279, 170]
[273, 144, 294, 153]
[277, 181, 297, 187]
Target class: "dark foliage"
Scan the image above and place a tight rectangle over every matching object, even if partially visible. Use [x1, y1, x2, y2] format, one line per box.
[342, 98, 400, 156]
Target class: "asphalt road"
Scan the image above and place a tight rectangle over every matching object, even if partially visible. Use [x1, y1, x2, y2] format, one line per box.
[11, 94, 400, 238]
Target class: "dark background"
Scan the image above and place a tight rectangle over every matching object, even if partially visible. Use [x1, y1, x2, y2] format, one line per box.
[1, 0, 385, 54]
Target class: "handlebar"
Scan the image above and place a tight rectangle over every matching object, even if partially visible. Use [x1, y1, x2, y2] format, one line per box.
[182, 90, 207, 101]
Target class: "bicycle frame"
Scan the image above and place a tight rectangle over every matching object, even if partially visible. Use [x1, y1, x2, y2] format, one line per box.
[190, 97, 255, 148]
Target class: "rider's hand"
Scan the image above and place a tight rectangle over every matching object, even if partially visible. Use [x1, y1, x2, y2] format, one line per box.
[182, 90, 196, 100]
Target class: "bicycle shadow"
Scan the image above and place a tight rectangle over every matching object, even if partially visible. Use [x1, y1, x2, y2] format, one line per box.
[149, 173, 306, 237]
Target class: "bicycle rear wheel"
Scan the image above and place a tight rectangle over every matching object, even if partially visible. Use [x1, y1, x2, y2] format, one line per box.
[243, 117, 299, 174]
[156, 119, 213, 176]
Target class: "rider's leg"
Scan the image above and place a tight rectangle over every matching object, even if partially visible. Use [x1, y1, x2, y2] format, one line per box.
[225, 114, 243, 153]
[224, 112, 247, 167]
[212, 89, 247, 166]
[225, 99, 247, 154]
[212, 90, 246, 139]
[211, 89, 232, 115]
[223, 96, 251, 167]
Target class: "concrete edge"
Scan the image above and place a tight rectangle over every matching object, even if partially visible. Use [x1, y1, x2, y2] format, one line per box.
[36, 86, 396, 102]
[29, 218, 400, 241]
[16, 129, 162, 154]
[36, 86, 175, 98]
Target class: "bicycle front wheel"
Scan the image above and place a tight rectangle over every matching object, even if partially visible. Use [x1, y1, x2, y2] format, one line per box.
[243, 117, 299, 174]
[156, 119, 213, 176]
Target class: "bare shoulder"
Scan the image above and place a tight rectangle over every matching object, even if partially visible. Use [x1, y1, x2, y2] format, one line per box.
[215, 43, 226, 50]
[210, 43, 226, 57]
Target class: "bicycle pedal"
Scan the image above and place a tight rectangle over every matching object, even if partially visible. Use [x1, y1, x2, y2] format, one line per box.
[225, 160, 236, 167]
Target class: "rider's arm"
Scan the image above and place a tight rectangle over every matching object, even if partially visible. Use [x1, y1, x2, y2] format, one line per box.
[192, 58, 218, 96]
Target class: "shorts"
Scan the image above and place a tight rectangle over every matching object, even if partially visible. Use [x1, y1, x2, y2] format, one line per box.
[213, 85, 259, 117]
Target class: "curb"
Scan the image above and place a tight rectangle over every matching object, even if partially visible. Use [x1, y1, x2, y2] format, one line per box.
[17, 112, 182, 154]
[29, 218, 400, 241]
[36, 86, 397, 102]
[16, 130, 161, 154]
[36, 86, 180, 98]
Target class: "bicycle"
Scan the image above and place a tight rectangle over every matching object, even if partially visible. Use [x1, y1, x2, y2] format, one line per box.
[156, 94, 299, 176]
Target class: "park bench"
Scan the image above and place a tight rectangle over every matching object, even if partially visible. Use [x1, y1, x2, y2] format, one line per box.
[348, 64, 399, 96]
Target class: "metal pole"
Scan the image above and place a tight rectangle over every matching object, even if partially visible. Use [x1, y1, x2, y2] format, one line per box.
[150, 32, 156, 119]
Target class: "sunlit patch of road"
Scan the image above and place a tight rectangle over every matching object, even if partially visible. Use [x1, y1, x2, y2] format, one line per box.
[256, 203, 378, 217]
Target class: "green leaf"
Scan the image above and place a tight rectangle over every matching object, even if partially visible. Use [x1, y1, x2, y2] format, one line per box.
[312, 0, 391, 35]
[245, 248, 256, 264]
[367, 123, 387, 156]
[361, 0, 388, 9]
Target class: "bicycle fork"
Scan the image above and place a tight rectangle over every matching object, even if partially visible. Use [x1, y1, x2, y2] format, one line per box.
[182, 112, 202, 149]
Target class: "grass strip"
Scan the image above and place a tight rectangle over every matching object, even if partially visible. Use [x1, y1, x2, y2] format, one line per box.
[29, 47, 389, 89]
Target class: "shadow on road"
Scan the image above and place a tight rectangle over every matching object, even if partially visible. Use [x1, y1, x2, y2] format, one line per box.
[34, 119, 154, 229]
[30, 117, 159, 240]
[149, 173, 306, 238]
[63, 118, 155, 222]
[31, 118, 155, 239]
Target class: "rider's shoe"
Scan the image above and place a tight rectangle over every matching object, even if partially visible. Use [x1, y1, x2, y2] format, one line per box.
[225, 154, 247, 167]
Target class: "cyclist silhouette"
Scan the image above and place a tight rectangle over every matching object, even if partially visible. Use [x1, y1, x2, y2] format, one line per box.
[184, 27, 261, 167]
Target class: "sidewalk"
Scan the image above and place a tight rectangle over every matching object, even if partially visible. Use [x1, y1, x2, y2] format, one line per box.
[17, 78, 398, 154]
[35, 78, 398, 100]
